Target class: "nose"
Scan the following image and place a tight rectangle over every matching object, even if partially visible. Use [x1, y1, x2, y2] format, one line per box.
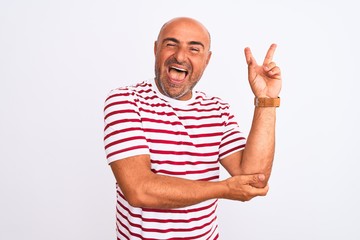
[173, 46, 187, 63]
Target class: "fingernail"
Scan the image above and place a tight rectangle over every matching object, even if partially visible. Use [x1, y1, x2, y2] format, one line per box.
[258, 174, 265, 181]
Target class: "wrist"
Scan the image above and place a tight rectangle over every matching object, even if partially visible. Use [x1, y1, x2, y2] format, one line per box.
[254, 97, 280, 107]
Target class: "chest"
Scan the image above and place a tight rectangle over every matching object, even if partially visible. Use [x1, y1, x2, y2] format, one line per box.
[139, 104, 226, 145]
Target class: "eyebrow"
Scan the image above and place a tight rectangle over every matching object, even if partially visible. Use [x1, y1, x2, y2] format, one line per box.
[189, 41, 205, 49]
[162, 37, 205, 49]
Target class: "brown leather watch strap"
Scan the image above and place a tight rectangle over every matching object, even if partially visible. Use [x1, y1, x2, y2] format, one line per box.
[254, 97, 280, 107]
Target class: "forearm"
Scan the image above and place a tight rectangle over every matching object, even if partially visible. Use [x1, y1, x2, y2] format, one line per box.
[111, 155, 229, 209]
[130, 172, 268, 209]
[241, 107, 276, 185]
[112, 154, 268, 209]
[135, 174, 227, 209]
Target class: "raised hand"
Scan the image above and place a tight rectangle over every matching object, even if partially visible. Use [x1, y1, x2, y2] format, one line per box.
[244, 44, 282, 98]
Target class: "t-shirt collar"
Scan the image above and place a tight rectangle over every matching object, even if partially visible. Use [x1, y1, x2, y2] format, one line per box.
[149, 78, 196, 106]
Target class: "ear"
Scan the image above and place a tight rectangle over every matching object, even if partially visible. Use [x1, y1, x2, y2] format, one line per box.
[154, 41, 158, 56]
[205, 51, 212, 66]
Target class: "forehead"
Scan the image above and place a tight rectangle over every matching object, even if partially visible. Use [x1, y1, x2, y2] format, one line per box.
[158, 19, 210, 48]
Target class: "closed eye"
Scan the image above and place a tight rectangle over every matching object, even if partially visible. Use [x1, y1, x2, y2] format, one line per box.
[190, 47, 200, 52]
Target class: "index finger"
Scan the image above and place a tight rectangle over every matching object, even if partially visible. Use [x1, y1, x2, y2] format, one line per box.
[263, 43, 277, 65]
[244, 47, 257, 66]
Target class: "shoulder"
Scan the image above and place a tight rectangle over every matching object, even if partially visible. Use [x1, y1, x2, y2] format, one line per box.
[105, 80, 155, 103]
[108, 81, 151, 97]
[193, 91, 230, 109]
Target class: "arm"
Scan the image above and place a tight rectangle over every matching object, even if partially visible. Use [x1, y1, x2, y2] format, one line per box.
[221, 44, 282, 187]
[110, 154, 268, 209]
[240, 107, 276, 187]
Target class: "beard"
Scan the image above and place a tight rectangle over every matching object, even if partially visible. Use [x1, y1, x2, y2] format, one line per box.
[154, 57, 202, 100]
[154, 70, 199, 100]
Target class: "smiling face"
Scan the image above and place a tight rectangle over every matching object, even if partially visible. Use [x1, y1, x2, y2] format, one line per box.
[154, 17, 212, 100]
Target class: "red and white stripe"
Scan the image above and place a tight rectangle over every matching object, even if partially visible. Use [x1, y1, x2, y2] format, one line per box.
[104, 79, 246, 239]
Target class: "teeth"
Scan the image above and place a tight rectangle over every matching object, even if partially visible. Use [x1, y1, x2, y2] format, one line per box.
[171, 66, 187, 72]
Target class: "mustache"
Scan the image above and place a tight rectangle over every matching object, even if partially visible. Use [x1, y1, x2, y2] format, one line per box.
[165, 57, 192, 71]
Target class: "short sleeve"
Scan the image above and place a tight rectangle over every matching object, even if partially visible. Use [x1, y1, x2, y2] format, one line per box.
[103, 89, 149, 164]
[218, 105, 247, 160]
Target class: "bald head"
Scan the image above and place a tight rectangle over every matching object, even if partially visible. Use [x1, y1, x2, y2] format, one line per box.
[157, 17, 211, 51]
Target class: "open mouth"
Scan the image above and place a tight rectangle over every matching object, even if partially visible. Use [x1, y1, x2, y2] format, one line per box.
[168, 66, 188, 82]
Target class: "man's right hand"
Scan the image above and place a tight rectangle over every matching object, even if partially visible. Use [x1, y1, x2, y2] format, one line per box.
[224, 174, 269, 202]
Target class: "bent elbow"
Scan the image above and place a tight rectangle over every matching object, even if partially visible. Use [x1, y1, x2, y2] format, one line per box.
[124, 190, 147, 208]
[124, 187, 157, 208]
[125, 195, 141, 208]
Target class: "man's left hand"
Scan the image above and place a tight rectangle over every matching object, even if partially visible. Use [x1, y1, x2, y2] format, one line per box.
[244, 43, 282, 98]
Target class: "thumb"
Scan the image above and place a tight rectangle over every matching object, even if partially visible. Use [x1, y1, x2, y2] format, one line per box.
[243, 174, 265, 185]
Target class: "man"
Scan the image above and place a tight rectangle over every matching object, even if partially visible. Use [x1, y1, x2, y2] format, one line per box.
[104, 17, 281, 239]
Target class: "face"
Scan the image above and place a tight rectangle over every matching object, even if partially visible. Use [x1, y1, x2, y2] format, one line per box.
[154, 18, 212, 101]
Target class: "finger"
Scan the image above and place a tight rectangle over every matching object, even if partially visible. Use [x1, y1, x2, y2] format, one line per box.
[268, 66, 281, 76]
[264, 64, 281, 75]
[242, 184, 269, 202]
[251, 184, 269, 197]
[244, 47, 257, 66]
[263, 62, 276, 71]
[263, 43, 277, 65]
[241, 174, 265, 185]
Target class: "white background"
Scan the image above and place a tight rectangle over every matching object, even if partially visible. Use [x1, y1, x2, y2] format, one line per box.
[1, 0, 359, 239]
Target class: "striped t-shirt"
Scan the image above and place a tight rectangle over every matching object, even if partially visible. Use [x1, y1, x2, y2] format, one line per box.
[104, 78, 246, 239]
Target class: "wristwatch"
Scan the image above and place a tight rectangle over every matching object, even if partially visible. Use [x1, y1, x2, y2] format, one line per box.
[254, 97, 280, 107]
